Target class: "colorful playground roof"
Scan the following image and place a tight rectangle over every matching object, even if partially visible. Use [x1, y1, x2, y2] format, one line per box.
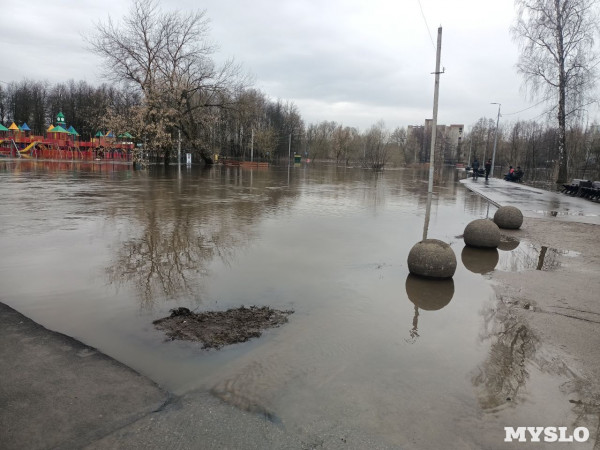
[50, 125, 69, 133]
[94, 131, 104, 137]
[9, 122, 19, 130]
[20, 123, 31, 131]
[0, 124, 9, 132]
[47, 124, 55, 132]
[67, 126, 80, 136]
[118, 132, 134, 139]
[105, 131, 114, 137]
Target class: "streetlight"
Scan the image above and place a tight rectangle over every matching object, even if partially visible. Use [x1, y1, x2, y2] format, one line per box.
[490, 103, 501, 179]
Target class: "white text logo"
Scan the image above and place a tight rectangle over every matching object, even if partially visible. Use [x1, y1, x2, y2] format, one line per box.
[504, 427, 589, 443]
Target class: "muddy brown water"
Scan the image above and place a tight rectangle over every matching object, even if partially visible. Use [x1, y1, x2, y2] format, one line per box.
[0, 160, 592, 448]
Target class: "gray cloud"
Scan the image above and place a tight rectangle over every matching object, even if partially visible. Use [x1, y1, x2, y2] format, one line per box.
[1, 0, 591, 130]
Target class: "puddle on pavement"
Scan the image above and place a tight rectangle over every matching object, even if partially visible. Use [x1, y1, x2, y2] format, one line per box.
[0, 160, 596, 448]
[496, 241, 580, 273]
[459, 232, 580, 274]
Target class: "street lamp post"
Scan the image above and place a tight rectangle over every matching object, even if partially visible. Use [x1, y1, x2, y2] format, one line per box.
[490, 103, 501, 178]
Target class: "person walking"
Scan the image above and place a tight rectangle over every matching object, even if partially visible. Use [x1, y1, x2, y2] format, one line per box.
[484, 159, 492, 180]
[472, 158, 480, 180]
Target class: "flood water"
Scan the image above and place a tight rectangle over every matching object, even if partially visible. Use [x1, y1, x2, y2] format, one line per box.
[0, 160, 593, 448]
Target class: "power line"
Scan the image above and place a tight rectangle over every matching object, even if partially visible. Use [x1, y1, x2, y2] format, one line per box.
[417, 0, 436, 52]
[503, 97, 551, 116]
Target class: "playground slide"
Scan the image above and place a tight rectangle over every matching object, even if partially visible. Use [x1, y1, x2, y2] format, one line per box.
[19, 141, 38, 154]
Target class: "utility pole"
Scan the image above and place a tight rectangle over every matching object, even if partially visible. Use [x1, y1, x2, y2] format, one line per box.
[428, 26, 443, 194]
[177, 128, 181, 165]
[288, 133, 291, 166]
[467, 140, 472, 166]
[250, 129, 254, 162]
[490, 103, 501, 178]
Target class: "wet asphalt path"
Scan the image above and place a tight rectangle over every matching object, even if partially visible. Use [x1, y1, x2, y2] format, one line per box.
[460, 177, 600, 225]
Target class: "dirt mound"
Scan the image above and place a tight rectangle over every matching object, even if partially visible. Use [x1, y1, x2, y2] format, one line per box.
[153, 306, 293, 350]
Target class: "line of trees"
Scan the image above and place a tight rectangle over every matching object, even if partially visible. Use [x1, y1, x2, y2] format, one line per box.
[3, 75, 600, 179]
[462, 116, 600, 182]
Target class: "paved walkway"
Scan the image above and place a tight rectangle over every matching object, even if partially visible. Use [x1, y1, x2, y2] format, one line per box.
[0, 302, 393, 449]
[459, 177, 600, 225]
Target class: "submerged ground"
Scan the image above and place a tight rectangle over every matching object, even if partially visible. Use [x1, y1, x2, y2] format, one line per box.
[0, 160, 599, 448]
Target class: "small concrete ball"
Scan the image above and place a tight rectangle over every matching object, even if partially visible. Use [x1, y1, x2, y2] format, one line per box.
[494, 206, 524, 229]
[405, 274, 454, 311]
[461, 246, 499, 274]
[464, 219, 501, 248]
[407, 239, 457, 279]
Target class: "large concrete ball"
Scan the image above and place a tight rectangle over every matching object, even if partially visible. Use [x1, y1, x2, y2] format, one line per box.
[405, 274, 454, 311]
[494, 206, 524, 229]
[464, 219, 500, 248]
[461, 246, 499, 274]
[407, 239, 457, 279]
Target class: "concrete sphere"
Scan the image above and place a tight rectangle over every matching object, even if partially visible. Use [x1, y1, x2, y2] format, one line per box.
[407, 239, 457, 279]
[461, 247, 499, 274]
[405, 274, 454, 311]
[464, 219, 500, 248]
[494, 206, 523, 229]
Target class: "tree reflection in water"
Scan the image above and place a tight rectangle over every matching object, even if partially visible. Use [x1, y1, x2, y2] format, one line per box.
[106, 209, 243, 308]
[105, 167, 294, 308]
[472, 299, 538, 410]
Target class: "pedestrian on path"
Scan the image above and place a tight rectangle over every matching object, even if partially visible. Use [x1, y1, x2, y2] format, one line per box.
[484, 159, 492, 180]
[472, 158, 480, 180]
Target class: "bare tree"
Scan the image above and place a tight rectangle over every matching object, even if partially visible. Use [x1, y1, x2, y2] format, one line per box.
[89, 0, 243, 164]
[363, 121, 390, 170]
[511, 0, 600, 183]
[332, 125, 352, 164]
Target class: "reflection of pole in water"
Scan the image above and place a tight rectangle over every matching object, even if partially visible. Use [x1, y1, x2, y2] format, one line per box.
[404, 275, 454, 343]
[422, 192, 433, 240]
[536, 246, 548, 270]
[407, 305, 420, 343]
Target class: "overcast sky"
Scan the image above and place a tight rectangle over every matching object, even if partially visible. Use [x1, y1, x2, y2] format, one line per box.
[2, 0, 597, 131]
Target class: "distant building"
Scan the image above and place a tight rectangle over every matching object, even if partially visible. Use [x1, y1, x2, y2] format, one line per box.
[408, 120, 464, 163]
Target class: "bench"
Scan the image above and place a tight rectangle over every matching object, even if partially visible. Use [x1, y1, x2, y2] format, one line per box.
[561, 179, 600, 201]
[579, 181, 600, 200]
[561, 179, 586, 195]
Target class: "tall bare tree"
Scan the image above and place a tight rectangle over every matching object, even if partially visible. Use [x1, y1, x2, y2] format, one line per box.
[89, 0, 243, 163]
[363, 121, 390, 169]
[511, 0, 600, 183]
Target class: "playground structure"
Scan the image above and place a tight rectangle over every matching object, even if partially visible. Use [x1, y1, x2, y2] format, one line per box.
[0, 112, 134, 162]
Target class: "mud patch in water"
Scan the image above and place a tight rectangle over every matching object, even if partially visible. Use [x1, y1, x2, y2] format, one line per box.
[153, 306, 293, 349]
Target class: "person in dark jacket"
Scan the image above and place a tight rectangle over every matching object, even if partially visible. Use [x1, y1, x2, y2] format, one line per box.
[513, 166, 524, 182]
[472, 158, 480, 179]
[484, 159, 492, 180]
